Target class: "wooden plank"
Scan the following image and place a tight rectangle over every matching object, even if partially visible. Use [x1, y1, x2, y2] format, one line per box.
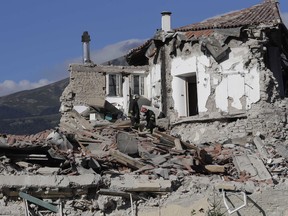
[153, 130, 175, 142]
[76, 140, 91, 154]
[154, 129, 200, 151]
[205, 165, 225, 173]
[180, 141, 199, 151]
[110, 149, 145, 169]
[174, 138, 183, 150]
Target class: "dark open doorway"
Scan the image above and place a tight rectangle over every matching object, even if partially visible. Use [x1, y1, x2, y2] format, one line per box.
[187, 75, 198, 116]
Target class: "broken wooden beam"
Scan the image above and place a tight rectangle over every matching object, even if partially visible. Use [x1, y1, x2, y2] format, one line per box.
[110, 149, 145, 169]
[174, 138, 183, 150]
[205, 165, 225, 173]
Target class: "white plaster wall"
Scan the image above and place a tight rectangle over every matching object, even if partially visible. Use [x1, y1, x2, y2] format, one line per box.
[214, 47, 260, 112]
[215, 74, 245, 111]
[145, 74, 151, 100]
[171, 55, 211, 114]
[197, 55, 211, 113]
[171, 56, 197, 76]
[220, 47, 250, 73]
[169, 46, 260, 115]
[215, 77, 228, 112]
[172, 77, 187, 116]
[197, 72, 211, 113]
[150, 64, 162, 110]
[227, 74, 245, 110]
[244, 67, 260, 109]
[215, 70, 260, 112]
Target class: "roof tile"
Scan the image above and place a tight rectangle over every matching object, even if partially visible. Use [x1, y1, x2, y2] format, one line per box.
[176, 1, 282, 32]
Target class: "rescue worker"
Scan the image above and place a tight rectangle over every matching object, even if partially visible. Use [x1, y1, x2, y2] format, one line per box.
[145, 109, 156, 133]
[129, 94, 140, 129]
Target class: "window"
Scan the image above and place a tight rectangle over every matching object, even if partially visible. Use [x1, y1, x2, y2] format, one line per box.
[108, 74, 122, 96]
[132, 75, 145, 95]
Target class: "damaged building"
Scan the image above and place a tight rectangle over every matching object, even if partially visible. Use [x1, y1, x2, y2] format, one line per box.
[61, 0, 288, 146]
[126, 0, 288, 146]
[1, 1, 287, 215]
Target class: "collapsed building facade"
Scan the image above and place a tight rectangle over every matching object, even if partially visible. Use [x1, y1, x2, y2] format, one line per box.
[61, 0, 288, 146]
[1, 1, 287, 215]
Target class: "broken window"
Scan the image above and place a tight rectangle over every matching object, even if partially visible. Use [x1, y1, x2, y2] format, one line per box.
[107, 74, 122, 97]
[131, 75, 145, 96]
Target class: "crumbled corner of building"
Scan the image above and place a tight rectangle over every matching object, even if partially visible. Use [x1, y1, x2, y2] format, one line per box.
[1, 1, 288, 215]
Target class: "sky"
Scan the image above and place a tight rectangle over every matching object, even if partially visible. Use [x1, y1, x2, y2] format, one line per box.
[0, 0, 287, 96]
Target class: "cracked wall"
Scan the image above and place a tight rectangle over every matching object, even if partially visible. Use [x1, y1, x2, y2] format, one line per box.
[169, 38, 262, 118]
[147, 28, 288, 145]
[60, 63, 150, 124]
[60, 64, 106, 114]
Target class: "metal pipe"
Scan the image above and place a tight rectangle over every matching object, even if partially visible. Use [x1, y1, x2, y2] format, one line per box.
[81, 31, 91, 64]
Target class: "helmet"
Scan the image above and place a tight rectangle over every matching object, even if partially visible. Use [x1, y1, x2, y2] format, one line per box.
[133, 94, 140, 100]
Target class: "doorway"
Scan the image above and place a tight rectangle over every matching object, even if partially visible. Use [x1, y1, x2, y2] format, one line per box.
[186, 75, 198, 116]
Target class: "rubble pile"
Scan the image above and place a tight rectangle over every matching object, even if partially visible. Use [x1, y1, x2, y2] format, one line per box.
[0, 113, 287, 215]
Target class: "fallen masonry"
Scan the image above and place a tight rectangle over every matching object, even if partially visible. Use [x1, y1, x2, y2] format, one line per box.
[0, 115, 287, 215]
[1, 1, 288, 215]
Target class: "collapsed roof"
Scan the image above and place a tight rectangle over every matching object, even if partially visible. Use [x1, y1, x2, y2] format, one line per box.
[126, 0, 288, 65]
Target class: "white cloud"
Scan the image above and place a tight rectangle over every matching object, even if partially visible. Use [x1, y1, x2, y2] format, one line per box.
[282, 12, 288, 27]
[0, 79, 52, 97]
[63, 38, 145, 65]
[46, 38, 146, 81]
[0, 39, 145, 97]
[91, 39, 145, 64]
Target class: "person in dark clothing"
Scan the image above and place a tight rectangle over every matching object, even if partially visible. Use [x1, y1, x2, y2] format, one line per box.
[129, 95, 140, 129]
[145, 109, 156, 133]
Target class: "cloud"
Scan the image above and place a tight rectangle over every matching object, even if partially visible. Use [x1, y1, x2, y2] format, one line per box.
[65, 38, 145, 65]
[0, 79, 52, 97]
[282, 12, 288, 27]
[45, 38, 146, 81]
[0, 39, 145, 97]
[91, 39, 145, 64]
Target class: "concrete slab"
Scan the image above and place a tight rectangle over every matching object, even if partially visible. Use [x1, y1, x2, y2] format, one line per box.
[138, 197, 209, 216]
[110, 174, 171, 192]
[0, 174, 101, 189]
[233, 154, 271, 180]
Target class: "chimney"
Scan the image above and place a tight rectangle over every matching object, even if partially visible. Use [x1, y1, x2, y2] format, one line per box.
[81, 31, 91, 64]
[161, 11, 172, 32]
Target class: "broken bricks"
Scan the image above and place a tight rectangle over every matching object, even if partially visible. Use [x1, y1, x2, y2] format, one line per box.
[0, 113, 286, 215]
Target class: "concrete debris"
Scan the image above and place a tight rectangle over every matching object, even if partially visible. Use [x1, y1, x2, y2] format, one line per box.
[19, 192, 59, 213]
[116, 131, 138, 155]
[233, 154, 272, 181]
[0, 113, 286, 215]
[253, 135, 270, 161]
[110, 174, 172, 192]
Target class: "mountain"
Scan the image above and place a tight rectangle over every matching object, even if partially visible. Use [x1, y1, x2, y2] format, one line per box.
[0, 54, 131, 135]
[0, 79, 69, 135]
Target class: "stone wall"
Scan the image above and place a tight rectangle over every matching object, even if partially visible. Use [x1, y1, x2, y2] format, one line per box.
[60, 64, 106, 114]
